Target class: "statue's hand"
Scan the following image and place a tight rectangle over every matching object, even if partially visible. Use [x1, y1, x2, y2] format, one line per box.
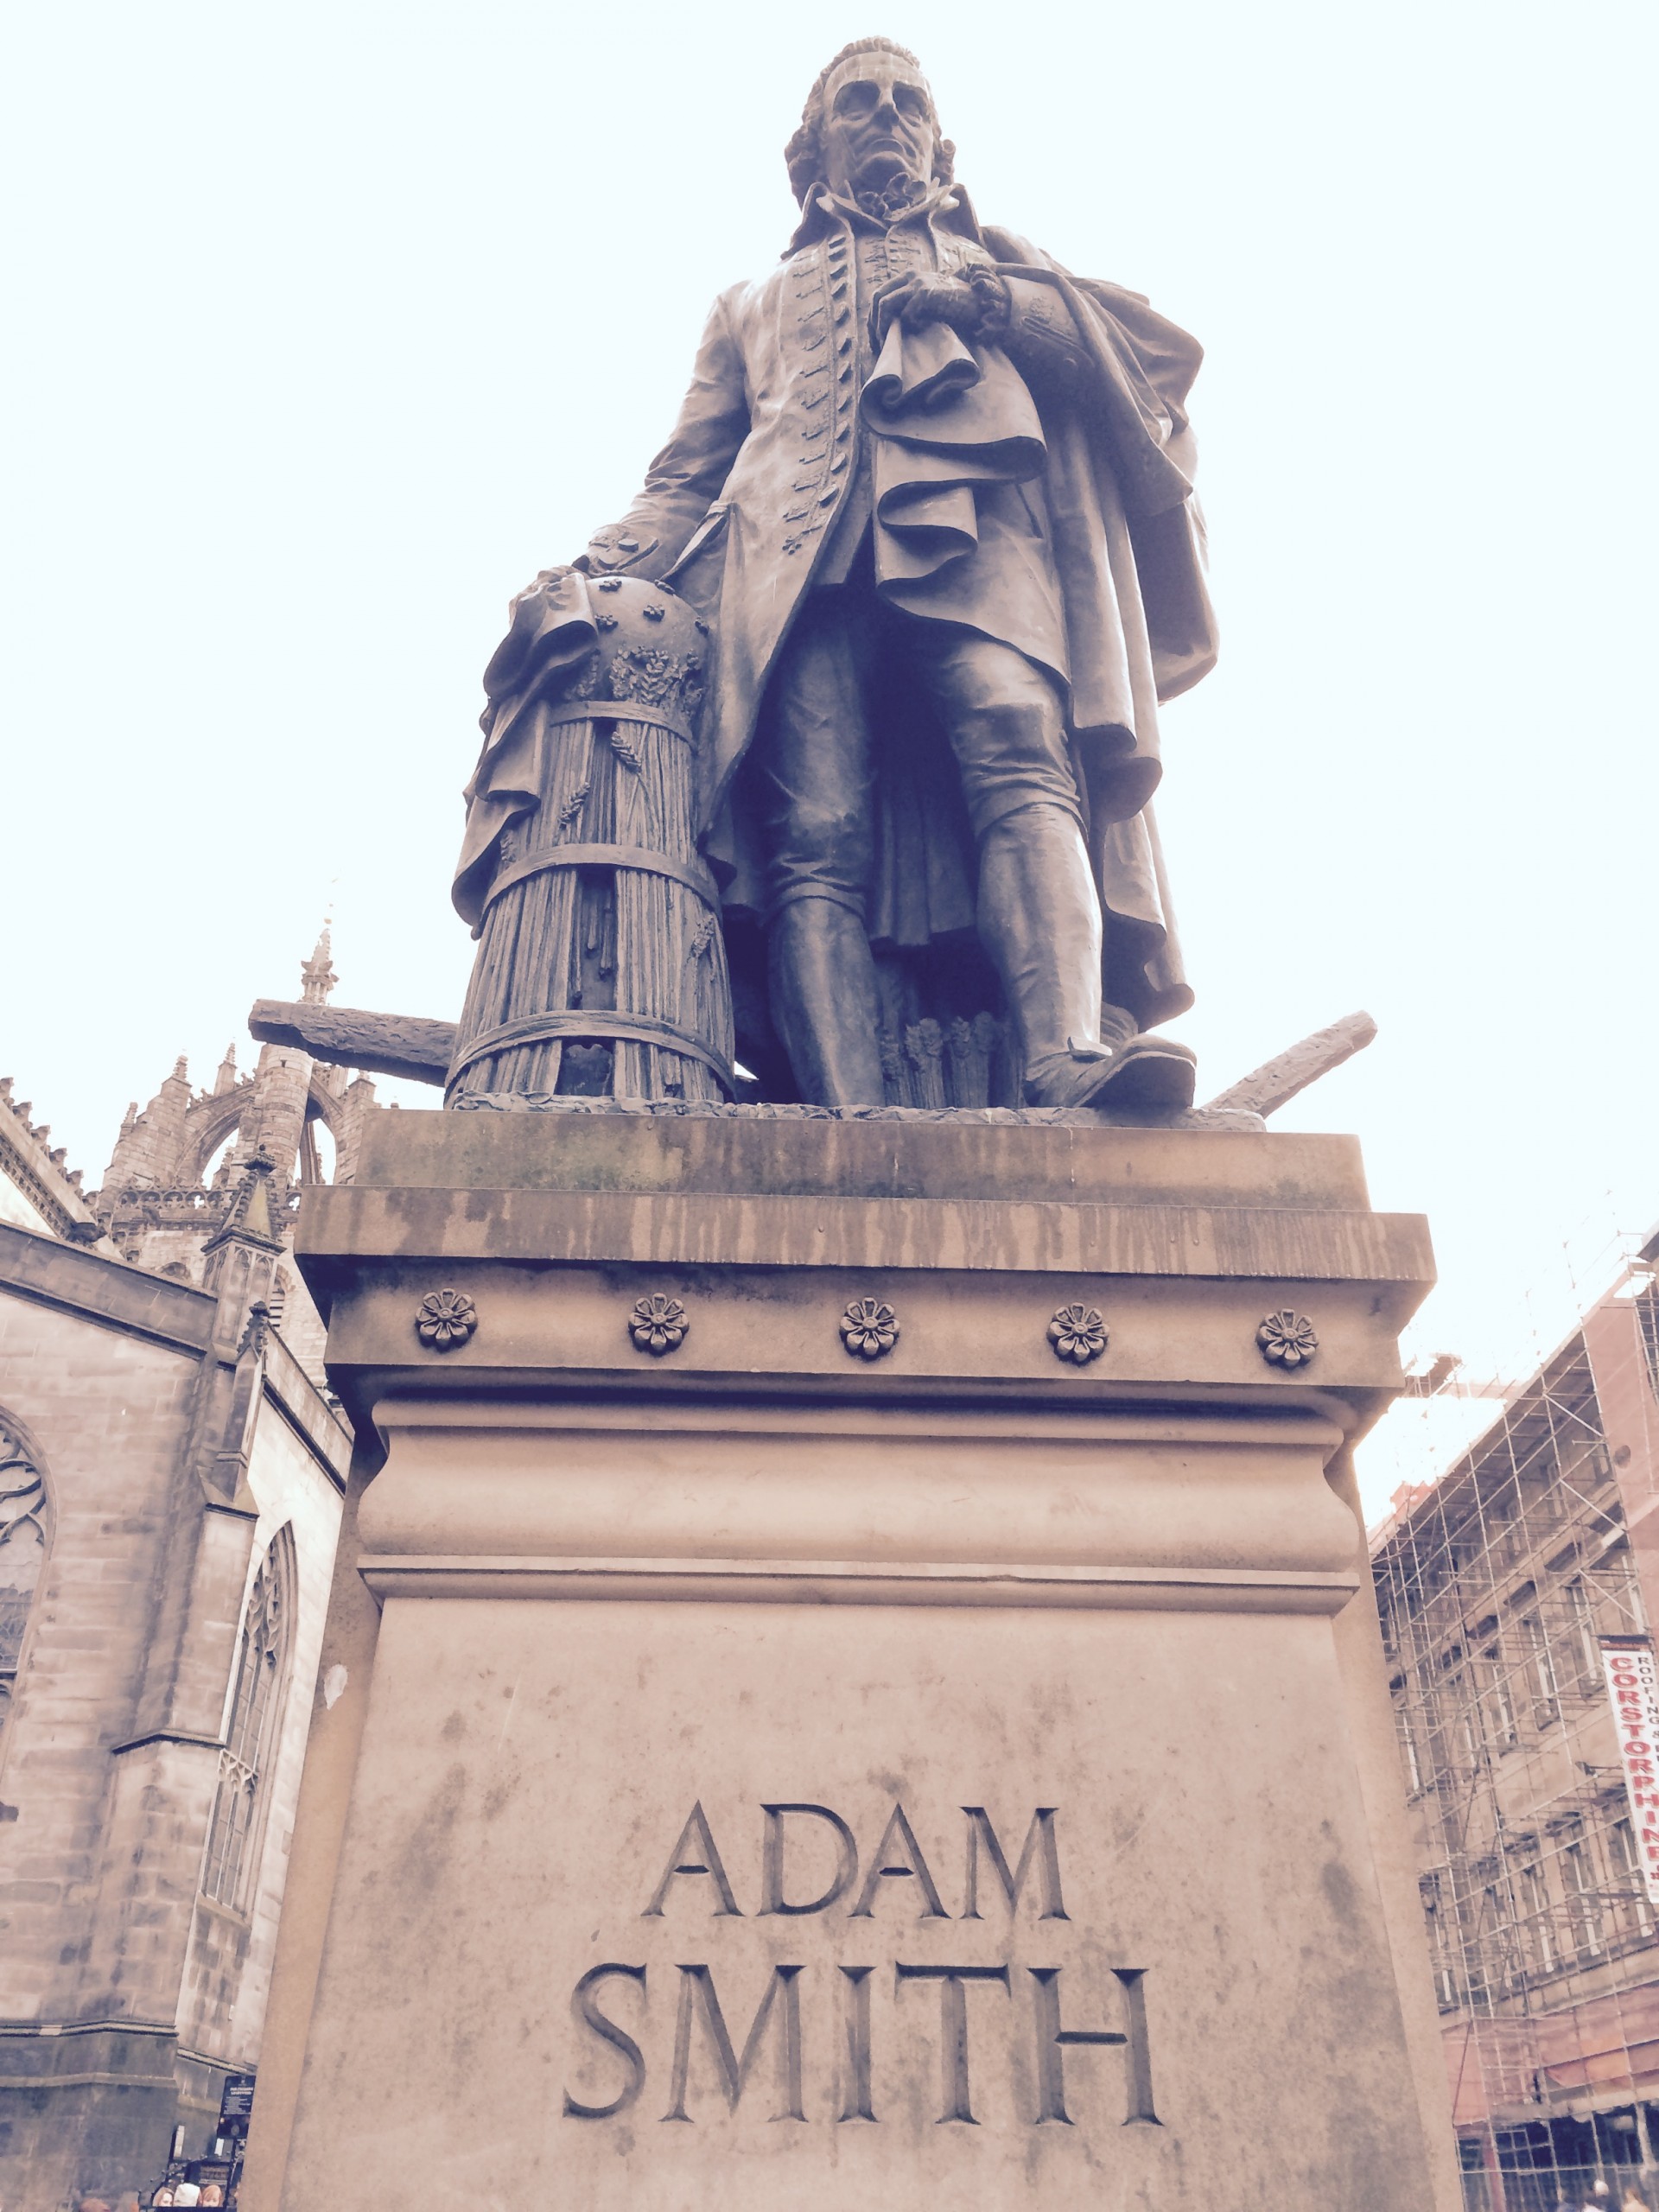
[870, 270, 983, 346]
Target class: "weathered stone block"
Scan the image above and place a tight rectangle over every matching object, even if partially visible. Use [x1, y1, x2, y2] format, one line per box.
[243, 1110, 1458, 2209]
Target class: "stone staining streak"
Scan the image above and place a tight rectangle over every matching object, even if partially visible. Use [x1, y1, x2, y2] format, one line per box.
[414, 1287, 477, 1351]
[839, 1294, 899, 1359]
[1256, 1308, 1319, 1368]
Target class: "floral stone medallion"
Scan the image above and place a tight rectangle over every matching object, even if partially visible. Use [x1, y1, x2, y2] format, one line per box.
[1047, 1303, 1108, 1364]
[629, 1293, 690, 1355]
[840, 1296, 899, 1361]
[1256, 1309, 1319, 1369]
[415, 1287, 477, 1351]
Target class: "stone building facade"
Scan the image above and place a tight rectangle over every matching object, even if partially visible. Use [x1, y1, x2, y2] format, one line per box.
[0, 943, 364, 2209]
[1372, 1248, 1659, 2210]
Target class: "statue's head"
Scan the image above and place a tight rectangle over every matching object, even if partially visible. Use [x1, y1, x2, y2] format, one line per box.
[785, 37, 956, 206]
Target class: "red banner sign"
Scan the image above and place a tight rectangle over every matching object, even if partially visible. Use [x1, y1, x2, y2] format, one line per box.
[1601, 1635, 1659, 1907]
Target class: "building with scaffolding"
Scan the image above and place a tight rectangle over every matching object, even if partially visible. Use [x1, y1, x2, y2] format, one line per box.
[1373, 1239, 1659, 2210]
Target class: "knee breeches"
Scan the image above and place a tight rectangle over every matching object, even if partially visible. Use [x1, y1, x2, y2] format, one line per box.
[753, 587, 1082, 922]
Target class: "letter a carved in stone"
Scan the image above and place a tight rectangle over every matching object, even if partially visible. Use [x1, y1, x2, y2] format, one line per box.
[849, 1802, 948, 1918]
[642, 1801, 743, 1916]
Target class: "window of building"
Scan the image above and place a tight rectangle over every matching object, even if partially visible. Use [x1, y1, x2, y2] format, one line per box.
[1584, 1442, 1617, 1495]
[1608, 1817, 1656, 1940]
[0, 1414, 51, 1738]
[200, 1527, 296, 1910]
[1420, 1876, 1460, 2006]
[1565, 1578, 1604, 1694]
[1436, 1667, 1481, 1772]
[1517, 1858, 1556, 1978]
[1480, 1644, 1518, 1750]
[1560, 1836, 1605, 1959]
[1395, 1703, 1424, 1795]
[1636, 1281, 1659, 1402]
[1470, 1882, 1506, 1999]
[1520, 1613, 1560, 1726]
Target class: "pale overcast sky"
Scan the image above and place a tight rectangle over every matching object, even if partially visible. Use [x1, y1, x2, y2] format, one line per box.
[3, 1, 1654, 1518]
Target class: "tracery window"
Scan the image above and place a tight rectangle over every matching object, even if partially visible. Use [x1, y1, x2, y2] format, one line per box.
[201, 1526, 296, 1909]
[0, 1413, 51, 1738]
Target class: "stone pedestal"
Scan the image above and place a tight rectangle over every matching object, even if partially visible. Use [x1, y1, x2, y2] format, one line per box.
[245, 1109, 1458, 2209]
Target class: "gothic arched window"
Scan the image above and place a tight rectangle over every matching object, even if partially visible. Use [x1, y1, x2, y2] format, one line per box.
[201, 1526, 296, 1910]
[0, 1412, 51, 1741]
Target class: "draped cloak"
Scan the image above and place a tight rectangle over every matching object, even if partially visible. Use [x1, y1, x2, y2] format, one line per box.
[456, 191, 1217, 1093]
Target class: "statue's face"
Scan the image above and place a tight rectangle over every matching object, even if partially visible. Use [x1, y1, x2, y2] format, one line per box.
[820, 50, 938, 200]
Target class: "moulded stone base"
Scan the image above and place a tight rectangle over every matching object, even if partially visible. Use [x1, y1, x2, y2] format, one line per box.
[246, 1109, 1459, 2212]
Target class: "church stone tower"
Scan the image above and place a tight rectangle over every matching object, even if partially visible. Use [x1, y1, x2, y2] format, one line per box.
[92, 931, 379, 1379]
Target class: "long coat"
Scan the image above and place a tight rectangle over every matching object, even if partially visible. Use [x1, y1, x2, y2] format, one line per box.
[467, 189, 1217, 1046]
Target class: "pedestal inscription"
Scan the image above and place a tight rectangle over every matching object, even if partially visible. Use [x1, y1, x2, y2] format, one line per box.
[564, 1801, 1151, 2133]
[281, 1573, 1430, 2207]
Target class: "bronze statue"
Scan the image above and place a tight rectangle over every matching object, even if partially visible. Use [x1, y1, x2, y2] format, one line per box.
[459, 36, 1218, 1112]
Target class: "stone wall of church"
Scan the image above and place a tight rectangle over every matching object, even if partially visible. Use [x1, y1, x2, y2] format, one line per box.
[1, 944, 363, 2204]
[177, 1357, 346, 2080]
[0, 1222, 349, 2210]
[0, 1243, 216, 2207]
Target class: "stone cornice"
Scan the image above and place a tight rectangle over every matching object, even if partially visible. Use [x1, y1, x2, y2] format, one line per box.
[0, 1221, 215, 1353]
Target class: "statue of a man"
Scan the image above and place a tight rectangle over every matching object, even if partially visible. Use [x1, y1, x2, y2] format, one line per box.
[518, 37, 1217, 1110]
